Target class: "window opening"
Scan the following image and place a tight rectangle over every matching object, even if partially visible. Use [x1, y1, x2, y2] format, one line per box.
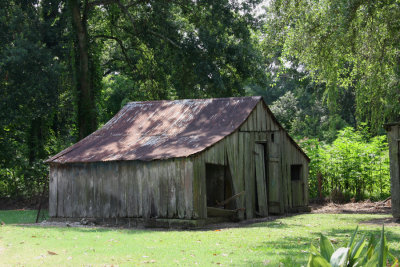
[291, 164, 302, 181]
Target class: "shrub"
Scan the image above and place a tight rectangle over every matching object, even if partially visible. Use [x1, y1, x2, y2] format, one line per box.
[299, 127, 390, 201]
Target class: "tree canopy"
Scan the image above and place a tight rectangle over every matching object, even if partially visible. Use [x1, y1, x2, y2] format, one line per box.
[265, 0, 400, 133]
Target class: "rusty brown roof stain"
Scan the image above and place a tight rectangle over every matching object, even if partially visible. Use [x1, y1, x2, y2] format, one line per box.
[46, 97, 264, 163]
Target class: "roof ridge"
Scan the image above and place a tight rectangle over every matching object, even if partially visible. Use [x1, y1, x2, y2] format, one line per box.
[126, 96, 261, 105]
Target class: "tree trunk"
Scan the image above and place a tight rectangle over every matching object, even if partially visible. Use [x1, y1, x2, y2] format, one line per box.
[70, 0, 97, 140]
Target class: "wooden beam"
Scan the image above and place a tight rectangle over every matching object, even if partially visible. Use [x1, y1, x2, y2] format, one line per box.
[216, 191, 245, 207]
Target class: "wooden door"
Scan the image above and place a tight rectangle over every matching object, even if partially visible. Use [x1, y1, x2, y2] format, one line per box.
[268, 132, 281, 214]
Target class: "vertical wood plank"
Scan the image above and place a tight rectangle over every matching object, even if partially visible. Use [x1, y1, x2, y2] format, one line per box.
[194, 154, 206, 219]
[93, 163, 100, 218]
[159, 162, 168, 218]
[102, 163, 111, 218]
[176, 159, 185, 219]
[192, 156, 200, 219]
[137, 162, 143, 217]
[236, 132, 245, 220]
[49, 166, 57, 217]
[119, 162, 127, 217]
[252, 106, 258, 131]
[184, 159, 193, 219]
[87, 163, 94, 217]
[167, 160, 177, 218]
[242, 132, 253, 219]
[126, 162, 136, 217]
[57, 166, 64, 217]
[108, 163, 117, 218]
[141, 163, 150, 219]
[259, 103, 267, 131]
[151, 162, 160, 217]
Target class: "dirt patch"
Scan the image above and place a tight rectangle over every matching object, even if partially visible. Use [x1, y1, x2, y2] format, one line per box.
[311, 199, 392, 214]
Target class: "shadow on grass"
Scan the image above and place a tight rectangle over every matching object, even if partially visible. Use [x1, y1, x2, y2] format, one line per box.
[0, 209, 48, 224]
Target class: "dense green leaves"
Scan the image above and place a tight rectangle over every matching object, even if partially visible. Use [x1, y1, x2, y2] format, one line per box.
[265, 0, 400, 133]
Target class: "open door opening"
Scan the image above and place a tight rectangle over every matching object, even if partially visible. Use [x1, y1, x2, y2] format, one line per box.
[254, 143, 268, 216]
[206, 163, 236, 218]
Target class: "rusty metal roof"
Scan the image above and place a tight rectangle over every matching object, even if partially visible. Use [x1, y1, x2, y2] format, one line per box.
[46, 96, 262, 163]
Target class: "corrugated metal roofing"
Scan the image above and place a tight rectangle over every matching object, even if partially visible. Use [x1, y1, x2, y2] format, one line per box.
[46, 96, 262, 163]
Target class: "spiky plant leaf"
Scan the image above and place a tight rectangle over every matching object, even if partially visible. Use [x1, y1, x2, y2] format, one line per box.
[308, 253, 332, 267]
[330, 247, 350, 267]
[347, 226, 358, 249]
[320, 234, 335, 262]
[349, 235, 366, 265]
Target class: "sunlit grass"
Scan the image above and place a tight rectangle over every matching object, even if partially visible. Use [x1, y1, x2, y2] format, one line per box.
[0, 211, 399, 266]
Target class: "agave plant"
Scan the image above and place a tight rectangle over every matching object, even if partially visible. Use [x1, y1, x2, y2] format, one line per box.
[307, 225, 398, 267]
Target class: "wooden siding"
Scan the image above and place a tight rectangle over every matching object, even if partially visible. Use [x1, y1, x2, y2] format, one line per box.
[49, 159, 194, 219]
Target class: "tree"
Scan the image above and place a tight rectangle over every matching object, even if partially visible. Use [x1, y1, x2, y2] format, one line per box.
[265, 0, 400, 133]
[69, 0, 267, 125]
[0, 0, 72, 197]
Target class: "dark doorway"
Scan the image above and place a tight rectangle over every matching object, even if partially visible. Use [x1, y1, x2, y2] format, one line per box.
[205, 163, 235, 215]
[254, 143, 268, 216]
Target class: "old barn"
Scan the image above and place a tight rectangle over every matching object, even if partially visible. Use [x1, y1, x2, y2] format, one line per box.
[46, 96, 309, 226]
[385, 122, 400, 219]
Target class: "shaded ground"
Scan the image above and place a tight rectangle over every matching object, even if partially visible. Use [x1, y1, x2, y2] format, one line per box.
[311, 199, 400, 226]
[311, 199, 391, 214]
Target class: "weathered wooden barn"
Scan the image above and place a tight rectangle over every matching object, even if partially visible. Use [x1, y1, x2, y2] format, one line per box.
[46, 96, 309, 226]
[385, 122, 400, 219]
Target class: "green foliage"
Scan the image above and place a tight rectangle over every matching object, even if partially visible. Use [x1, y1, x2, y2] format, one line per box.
[299, 127, 390, 201]
[266, 0, 400, 133]
[307, 226, 398, 267]
[0, 0, 74, 199]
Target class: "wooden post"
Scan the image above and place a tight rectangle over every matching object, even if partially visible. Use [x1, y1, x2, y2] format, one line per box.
[36, 176, 48, 223]
[384, 122, 400, 219]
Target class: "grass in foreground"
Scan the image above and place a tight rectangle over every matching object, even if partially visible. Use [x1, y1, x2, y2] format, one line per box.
[0, 210, 399, 266]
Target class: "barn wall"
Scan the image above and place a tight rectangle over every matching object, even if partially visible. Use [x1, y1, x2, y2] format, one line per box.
[191, 101, 309, 220]
[49, 158, 194, 219]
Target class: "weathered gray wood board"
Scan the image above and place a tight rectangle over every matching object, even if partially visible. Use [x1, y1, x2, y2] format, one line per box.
[49, 100, 309, 221]
[386, 123, 400, 218]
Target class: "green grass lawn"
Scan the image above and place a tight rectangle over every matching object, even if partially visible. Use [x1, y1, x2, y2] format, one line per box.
[0, 211, 399, 266]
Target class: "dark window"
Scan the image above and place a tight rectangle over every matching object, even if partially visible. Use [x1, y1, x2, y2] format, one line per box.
[271, 133, 274, 143]
[291, 165, 302, 181]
